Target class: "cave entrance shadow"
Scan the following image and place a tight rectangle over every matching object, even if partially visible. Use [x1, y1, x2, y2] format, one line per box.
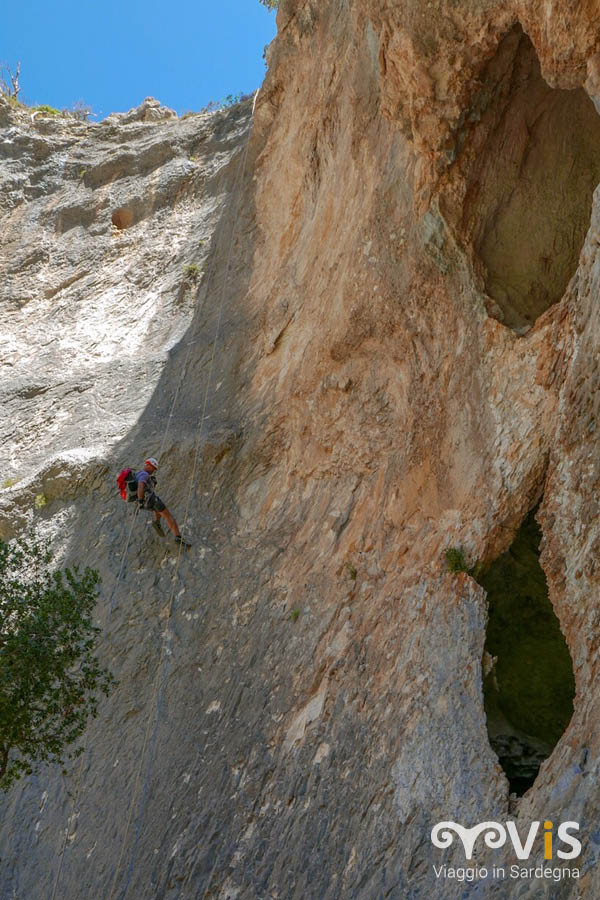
[457, 24, 600, 332]
[476, 505, 575, 796]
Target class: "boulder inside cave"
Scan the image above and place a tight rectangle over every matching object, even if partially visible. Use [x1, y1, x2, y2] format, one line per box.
[477, 507, 575, 796]
[460, 25, 600, 331]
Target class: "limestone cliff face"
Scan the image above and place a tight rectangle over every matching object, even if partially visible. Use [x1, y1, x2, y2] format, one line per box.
[2, 1, 600, 897]
[0, 95, 251, 529]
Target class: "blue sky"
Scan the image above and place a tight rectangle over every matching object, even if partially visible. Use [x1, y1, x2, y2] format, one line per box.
[1, 0, 277, 118]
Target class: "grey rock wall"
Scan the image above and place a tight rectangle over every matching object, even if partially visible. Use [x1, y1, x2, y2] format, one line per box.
[0, 94, 264, 899]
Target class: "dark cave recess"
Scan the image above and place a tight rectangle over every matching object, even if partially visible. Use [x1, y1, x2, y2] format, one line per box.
[458, 25, 600, 331]
[477, 506, 575, 795]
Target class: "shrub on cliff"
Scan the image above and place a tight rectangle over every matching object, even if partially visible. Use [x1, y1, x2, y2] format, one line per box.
[33, 105, 61, 116]
[444, 547, 483, 579]
[0, 62, 21, 101]
[0, 535, 115, 791]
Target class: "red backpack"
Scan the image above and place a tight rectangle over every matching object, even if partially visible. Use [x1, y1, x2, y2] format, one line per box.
[117, 467, 138, 502]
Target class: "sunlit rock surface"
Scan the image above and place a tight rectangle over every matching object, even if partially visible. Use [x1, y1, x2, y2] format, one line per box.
[1, 1, 600, 897]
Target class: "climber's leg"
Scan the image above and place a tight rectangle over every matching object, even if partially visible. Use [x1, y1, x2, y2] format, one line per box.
[158, 506, 181, 538]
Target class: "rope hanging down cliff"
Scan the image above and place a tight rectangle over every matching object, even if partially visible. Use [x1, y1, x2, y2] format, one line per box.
[50, 500, 139, 900]
[110, 91, 257, 900]
[50, 93, 257, 900]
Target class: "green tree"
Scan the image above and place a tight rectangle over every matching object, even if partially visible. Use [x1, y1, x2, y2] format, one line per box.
[0, 535, 114, 790]
[258, 0, 279, 9]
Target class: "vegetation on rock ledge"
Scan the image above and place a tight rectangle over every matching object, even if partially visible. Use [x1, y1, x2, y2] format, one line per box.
[444, 547, 482, 578]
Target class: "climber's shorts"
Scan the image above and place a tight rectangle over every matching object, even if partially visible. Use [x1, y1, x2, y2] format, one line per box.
[146, 492, 166, 512]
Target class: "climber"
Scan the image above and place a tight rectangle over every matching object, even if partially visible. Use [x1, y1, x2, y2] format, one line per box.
[136, 457, 191, 548]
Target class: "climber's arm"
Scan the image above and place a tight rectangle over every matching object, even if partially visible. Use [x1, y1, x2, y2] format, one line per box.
[137, 472, 148, 501]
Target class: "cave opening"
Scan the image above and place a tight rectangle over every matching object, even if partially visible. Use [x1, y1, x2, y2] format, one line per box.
[477, 506, 575, 796]
[459, 24, 600, 331]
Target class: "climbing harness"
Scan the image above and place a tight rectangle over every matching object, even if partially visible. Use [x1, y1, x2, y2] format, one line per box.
[51, 90, 258, 900]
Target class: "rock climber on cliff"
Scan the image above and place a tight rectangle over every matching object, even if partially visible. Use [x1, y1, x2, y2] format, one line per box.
[136, 457, 191, 548]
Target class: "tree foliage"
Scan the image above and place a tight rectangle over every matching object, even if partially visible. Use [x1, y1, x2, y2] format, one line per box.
[0, 536, 114, 791]
[258, 0, 279, 9]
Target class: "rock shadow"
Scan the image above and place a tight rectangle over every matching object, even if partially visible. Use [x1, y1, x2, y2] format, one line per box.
[458, 25, 600, 331]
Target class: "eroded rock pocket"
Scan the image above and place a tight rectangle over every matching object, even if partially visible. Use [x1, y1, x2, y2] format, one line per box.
[112, 207, 135, 230]
[477, 506, 575, 796]
[459, 25, 600, 331]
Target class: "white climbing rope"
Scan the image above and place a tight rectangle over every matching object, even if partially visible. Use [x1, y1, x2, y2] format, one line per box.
[51, 95, 257, 900]
[108, 90, 258, 900]
[50, 502, 139, 900]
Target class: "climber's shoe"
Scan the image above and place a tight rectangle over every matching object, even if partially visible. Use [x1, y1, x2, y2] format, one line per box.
[175, 535, 191, 549]
[152, 520, 165, 537]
